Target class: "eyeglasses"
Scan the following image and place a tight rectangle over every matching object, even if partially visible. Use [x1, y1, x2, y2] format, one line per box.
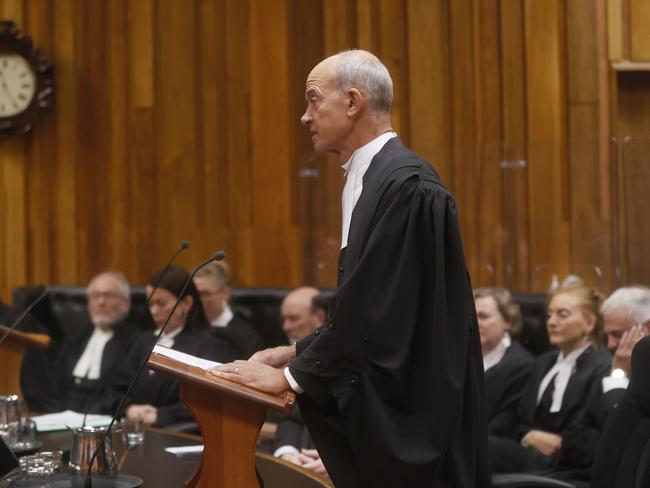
[88, 291, 125, 301]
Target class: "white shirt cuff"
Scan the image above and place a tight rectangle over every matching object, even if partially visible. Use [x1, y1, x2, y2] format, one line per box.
[284, 367, 303, 394]
[602, 375, 629, 393]
[274, 445, 300, 458]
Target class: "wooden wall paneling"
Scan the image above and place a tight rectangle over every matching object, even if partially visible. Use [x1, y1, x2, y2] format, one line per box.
[223, 0, 252, 282]
[0, 0, 26, 296]
[154, 0, 199, 270]
[125, 1, 154, 280]
[524, 0, 571, 291]
[406, 0, 452, 183]
[106, 0, 130, 274]
[323, 0, 356, 54]
[607, 0, 624, 60]
[616, 71, 650, 285]
[24, 0, 55, 284]
[629, 0, 650, 60]
[128, 0, 153, 108]
[596, 0, 613, 221]
[52, 0, 78, 284]
[448, 0, 478, 275]
[377, 0, 408, 142]
[197, 0, 225, 237]
[472, 0, 504, 286]
[566, 0, 612, 289]
[73, 0, 110, 282]
[0, 138, 27, 293]
[355, 0, 377, 52]
[288, 0, 325, 285]
[223, 0, 250, 243]
[499, 0, 531, 289]
[249, 0, 301, 286]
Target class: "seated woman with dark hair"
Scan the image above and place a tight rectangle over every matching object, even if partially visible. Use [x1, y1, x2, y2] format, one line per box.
[489, 282, 612, 473]
[121, 266, 234, 427]
[474, 287, 534, 437]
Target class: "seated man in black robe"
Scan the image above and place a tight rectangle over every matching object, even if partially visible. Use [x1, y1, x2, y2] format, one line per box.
[273, 288, 327, 475]
[55, 271, 137, 414]
[193, 260, 264, 359]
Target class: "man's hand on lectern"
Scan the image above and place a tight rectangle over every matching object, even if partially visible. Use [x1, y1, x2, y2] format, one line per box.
[249, 344, 297, 368]
[210, 360, 290, 395]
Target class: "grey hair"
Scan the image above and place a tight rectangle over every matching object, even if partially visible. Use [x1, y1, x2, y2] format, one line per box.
[602, 286, 650, 325]
[87, 271, 130, 299]
[333, 50, 393, 115]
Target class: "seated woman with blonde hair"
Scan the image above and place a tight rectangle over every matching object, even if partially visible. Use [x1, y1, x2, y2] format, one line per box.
[489, 281, 611, 473]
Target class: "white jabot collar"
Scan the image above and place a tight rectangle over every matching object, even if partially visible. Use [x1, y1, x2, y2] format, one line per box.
[72, 326, 115, 380]
[340, 131, 397, 249]
[537, 342, 591, 413]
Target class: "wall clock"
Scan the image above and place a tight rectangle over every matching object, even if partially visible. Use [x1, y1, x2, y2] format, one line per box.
[0, 20, 53, 135]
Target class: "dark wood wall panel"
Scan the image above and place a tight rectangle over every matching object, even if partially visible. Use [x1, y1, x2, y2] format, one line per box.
[0, 0, 636, 297]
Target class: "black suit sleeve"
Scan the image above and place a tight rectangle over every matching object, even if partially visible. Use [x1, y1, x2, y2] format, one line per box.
[560, 381, 626, 467]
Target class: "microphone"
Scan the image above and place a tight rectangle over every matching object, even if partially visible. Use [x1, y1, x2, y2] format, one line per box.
[0, 288, 48, 347]
[84, 250, 225, 487]
[80, 240, 191, 426]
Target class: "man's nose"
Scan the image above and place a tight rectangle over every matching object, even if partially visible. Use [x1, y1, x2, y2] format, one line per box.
[300, 110, 311, 126]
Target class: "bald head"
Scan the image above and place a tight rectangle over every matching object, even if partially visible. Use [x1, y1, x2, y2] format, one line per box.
[301, 50, 394, 162]
[281, 287, 325, 342]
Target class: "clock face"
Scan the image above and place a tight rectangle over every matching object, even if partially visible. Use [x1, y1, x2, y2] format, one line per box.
[0, 54, 36, 117]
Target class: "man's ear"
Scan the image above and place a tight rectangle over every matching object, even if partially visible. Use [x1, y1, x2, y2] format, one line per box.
[346, 88, 365, 116]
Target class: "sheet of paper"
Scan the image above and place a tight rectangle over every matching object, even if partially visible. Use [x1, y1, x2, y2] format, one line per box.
[31, 410, 113, 432]
[165, 445, 204, 456]
[152, 345, 221, 371]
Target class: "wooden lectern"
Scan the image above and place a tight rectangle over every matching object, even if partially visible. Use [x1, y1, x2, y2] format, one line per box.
[148, 351, 295, 488]
[0, 324, 50, 397]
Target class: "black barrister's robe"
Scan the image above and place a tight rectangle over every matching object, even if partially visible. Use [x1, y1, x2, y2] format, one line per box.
[288, 138, 491, 488]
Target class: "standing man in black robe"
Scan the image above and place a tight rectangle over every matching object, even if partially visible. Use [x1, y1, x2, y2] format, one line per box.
[212, 49, 490, 488]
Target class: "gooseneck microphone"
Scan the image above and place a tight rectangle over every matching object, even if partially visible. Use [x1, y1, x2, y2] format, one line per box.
[0, 288, 48, 347]
[84, 250, 226, 487]
[80, 240, 191, 427]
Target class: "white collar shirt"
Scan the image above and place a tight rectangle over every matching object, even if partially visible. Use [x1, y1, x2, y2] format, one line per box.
[340, 132, 397, 249]
[483, 333, 511, 372]
[210, 303, 234, 328]
[155, 325, 183, 348]
[72, 326, 115, 380]
[537, 342, 591, 413]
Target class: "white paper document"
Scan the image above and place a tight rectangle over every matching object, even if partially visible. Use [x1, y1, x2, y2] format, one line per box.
[32, 410, 113, 432]
[152, 345, 221, 371]
[165, 445, 204, 456]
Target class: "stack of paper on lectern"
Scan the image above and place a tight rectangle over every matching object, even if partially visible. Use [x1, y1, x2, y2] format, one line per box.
[152, 345, 222, 371]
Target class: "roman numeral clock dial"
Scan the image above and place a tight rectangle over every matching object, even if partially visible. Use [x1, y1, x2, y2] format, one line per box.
[0, 55, 36, 116]
[0, 20, 53, 135]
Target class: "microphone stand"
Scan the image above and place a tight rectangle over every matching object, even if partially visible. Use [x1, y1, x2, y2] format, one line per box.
[84, 251, 225, 487]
